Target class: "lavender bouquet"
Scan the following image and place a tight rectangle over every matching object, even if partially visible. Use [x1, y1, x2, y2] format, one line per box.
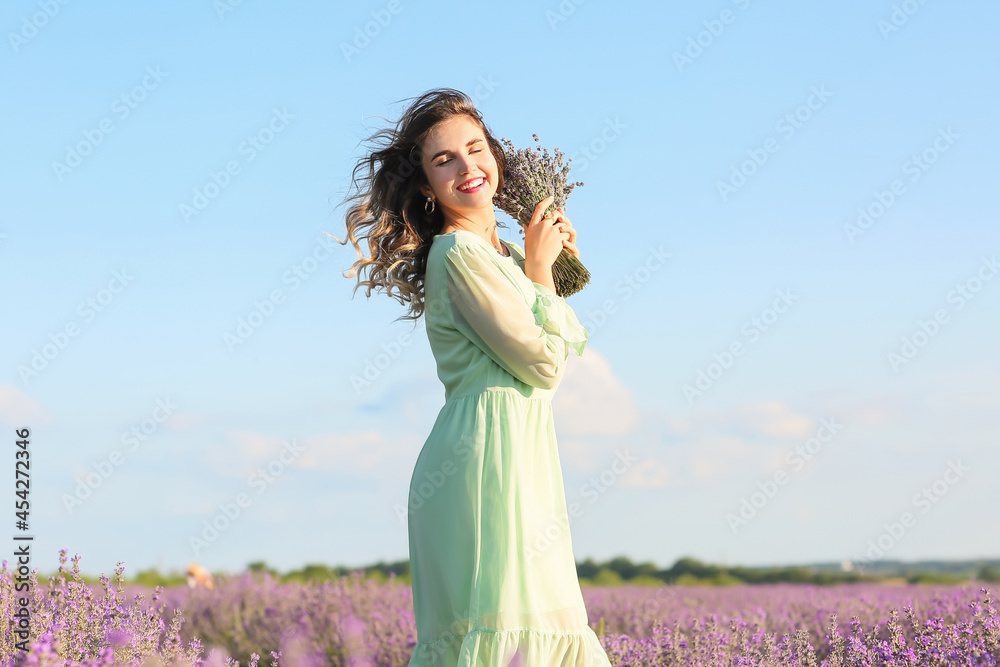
[493, 133, 590, 297]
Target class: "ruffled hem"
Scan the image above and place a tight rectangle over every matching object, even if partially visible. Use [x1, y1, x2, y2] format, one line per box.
[530, 282, 589, 357]
[408, 625, 611, 667]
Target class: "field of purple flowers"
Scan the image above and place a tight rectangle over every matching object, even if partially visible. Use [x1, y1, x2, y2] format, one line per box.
[2, 550, 998, 666]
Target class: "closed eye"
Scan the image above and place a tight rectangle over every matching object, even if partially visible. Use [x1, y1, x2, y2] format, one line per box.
[437, 148, 483, 166]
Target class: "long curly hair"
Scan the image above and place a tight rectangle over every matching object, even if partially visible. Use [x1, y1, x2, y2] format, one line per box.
[332, 88, 508, 324]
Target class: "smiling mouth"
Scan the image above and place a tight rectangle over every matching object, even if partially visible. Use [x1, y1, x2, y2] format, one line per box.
[458, 177, 486, 192]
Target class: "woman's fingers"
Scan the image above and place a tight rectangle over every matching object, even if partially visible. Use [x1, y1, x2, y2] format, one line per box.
[562, 238, 580, 259]
[554, 208, 578, 254]
[529, 200, 581, 260]
[530, 196, 555, 225]
[555, 208, 573, 231]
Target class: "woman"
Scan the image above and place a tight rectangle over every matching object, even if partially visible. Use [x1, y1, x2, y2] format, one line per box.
[339, 88, 611, 666]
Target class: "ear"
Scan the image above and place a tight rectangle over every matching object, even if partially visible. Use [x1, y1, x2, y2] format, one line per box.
[419, 184, 434, 199]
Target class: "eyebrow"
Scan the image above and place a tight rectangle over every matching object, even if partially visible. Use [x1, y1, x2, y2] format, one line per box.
[430, 138, 483, 162]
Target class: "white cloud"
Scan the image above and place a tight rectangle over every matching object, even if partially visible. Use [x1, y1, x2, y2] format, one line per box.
[228, 430, 278, 461]
[295, 430, 416, 473]
[553, 349, 643, 472]
[552, 356, 826, 487]
[689, 435, 765, 480]
[555, 348, 640, 436]
[558, 437, 603, 472]
[670, 400, 817, 440]
[0, 384, 51, 428]
[821, 393, 906, 426]
[579, 400, 827, 489]
[733, 400, 815, 439]
[162, 412, 212, 431]
[200, 429, 417, 481]
[668, 410, 727, 435]
[622, 458, 671, 487]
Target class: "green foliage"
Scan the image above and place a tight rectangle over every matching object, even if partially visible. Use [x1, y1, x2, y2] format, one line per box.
[283, 563, 337, 584]
[628, 575, 666, 587]
[674, 573, 743, 587]
[360, 559, 410, 579]
[674, 574, 707, 586]
[247, 560, 281, 580]
[130, 567, 187, 588]
[906, 572, 969, 585]
[122, 554, 993, 590]
[279, 560, 411, 585]
[593, 568, 624, 586]
[666, 557, 723, 581]
[576, 557, 600, 580]
[813, 570, 864, 585]
[579, 567, 624, 588]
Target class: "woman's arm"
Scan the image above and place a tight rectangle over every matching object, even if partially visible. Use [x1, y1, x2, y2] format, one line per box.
[443, 242, 588, 390]
[524, 259, 556, 294]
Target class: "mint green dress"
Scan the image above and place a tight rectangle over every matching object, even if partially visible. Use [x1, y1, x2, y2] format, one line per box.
[406, 230, 611, 667]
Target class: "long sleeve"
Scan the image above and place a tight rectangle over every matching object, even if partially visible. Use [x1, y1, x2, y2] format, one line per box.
[443, 242, 588, 390]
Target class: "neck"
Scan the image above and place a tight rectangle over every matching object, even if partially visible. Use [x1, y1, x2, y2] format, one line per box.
[440, 206, 502, 247]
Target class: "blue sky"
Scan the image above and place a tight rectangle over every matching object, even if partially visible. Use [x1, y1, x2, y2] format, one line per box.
[1, 0, 998, 577]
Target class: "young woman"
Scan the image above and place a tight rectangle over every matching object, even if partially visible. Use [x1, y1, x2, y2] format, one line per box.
[339, 88, 610, 666]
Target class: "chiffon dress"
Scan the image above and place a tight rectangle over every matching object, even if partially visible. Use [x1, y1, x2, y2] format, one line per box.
[406, 229, 611, 667]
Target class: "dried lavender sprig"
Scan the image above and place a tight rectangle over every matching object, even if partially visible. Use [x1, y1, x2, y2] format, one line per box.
[493, 134, 588, 297]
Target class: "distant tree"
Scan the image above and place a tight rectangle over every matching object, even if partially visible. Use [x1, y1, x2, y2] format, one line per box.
[246, 560, 280, 579]
[907, 572, 968, 585]
[589, 568, 624, 586]
[607, 556, 637, 580]
[577, 558, 600, 580]
[367, 560, 410, 578]
[287, 564, 334, 583]
[131, 567, 187, 588]
[635, 561, 659, 579]
[666, 557, 721, 581]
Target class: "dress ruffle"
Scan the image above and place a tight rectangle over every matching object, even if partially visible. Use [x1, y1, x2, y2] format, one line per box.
[530, 282, 589, 358]
[409, 625, 610, 667]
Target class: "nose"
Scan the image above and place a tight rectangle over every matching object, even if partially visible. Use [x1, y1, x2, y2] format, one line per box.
[458, 154, 478, 174]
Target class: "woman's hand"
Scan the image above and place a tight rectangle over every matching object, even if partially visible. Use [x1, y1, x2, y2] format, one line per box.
[555, 207, 580, 259]
[524, 196, 571, 271]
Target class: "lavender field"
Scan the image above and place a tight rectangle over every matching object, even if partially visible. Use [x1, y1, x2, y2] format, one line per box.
[2, 551, 997, 666]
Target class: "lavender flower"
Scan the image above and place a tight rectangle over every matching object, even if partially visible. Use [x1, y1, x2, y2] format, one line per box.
[493, 133, 590, 297]
[3, 551, 998, 666]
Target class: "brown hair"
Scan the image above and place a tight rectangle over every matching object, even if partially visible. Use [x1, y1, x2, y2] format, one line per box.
[331, 88, 507, 324]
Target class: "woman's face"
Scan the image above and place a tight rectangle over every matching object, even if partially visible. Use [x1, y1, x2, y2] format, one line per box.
[418, 115, 499, 220]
